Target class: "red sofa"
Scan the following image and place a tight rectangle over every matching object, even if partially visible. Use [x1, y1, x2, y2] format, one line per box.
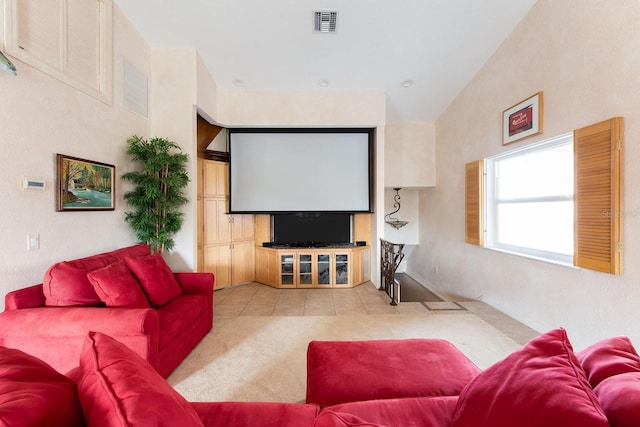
[0, 329, 638, 426]
[0, 244, 213, 377]
[308, 330, 640, 427]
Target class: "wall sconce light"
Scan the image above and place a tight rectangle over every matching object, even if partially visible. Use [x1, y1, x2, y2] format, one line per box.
[0, 50, 17, 76]
[385, 188, 409, 230]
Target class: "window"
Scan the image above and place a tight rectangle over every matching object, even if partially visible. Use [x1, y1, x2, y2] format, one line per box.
[465, 117, 624, 274]
[485, 134, 574, 264]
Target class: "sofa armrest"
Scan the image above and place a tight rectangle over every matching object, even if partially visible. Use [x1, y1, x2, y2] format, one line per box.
[174, 272, 214, 295]
[174, 272, 214, 329]
[5, 284, 46, 310]
[0, 307, 159, 375]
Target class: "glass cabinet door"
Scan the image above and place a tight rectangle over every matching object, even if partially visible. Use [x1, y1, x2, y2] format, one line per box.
[298, 254, 312, 285]
[280, 254, 295, 285]
[317, 254, 331, 285]
[335, 254, 349, 285]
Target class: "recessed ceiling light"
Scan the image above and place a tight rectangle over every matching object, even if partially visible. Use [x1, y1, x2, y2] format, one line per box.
[401, 79, 414, 88]
[318, 79, 330, 87]
[232, 78, 245, 87]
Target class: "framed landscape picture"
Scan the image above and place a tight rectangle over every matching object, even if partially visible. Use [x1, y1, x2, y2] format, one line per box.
[502, 91, 543, 145]
[56, 154, 115, 211]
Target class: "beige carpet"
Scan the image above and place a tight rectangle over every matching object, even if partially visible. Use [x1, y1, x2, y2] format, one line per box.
[167, 312, 522, 403]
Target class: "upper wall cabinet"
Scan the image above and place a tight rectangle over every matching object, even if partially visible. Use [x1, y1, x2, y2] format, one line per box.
[384, 122, 436, 188]
[4, 0, 113, 103]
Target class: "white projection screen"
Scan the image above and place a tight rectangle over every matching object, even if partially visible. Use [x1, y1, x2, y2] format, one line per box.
[229, 129, 372, 213]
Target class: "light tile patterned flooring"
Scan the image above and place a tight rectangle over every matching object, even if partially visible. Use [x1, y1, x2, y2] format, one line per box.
[214, 281, 540, 345]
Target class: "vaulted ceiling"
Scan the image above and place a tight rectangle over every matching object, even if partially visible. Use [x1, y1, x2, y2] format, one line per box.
[114, 0, 537, 123]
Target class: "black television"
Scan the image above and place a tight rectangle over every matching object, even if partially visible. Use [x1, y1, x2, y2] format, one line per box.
[272, 213, 352, 247]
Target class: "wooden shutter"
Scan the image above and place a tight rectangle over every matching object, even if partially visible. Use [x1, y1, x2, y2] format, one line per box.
[574, 117, 624, 274]
[465, 160, 484, 245]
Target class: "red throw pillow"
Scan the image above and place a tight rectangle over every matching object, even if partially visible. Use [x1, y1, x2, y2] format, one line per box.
[451, 328, 608, 427]
[125, 253, 182, 307]
[593, 372, 640, 427]
[43, 244, 150, 306]
[0, 346, 84, 427]
[77, 331, 204, 427]
[576, 336, 640, 388]
[87, 261, 150, 308]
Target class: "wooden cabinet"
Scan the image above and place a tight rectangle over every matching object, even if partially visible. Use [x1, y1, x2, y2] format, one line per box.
[255, 246, 370, 288]
[203, 160, 228, 198]
[199, 160, 255, 289]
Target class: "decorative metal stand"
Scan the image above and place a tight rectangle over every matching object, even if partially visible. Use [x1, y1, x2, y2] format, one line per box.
[385, 188, 409, 230]
[380, 239, 405, 305]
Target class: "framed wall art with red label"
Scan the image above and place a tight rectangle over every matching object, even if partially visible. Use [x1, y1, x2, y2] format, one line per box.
[502, 92, 543, 145]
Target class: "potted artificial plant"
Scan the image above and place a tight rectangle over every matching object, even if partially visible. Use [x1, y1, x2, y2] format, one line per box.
[122, 135, 189, 254]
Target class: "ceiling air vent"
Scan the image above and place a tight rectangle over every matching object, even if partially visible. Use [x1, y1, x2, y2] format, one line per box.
[313, 11, 338, 33]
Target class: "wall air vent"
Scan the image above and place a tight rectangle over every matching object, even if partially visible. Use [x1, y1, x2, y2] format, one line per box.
[313, 11, 338, 33]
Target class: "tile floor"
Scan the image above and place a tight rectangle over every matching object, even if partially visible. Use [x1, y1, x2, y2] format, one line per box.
[214, 281, 540, 345]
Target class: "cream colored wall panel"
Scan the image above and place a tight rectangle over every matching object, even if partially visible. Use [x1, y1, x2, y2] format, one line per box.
[5, 0, 113, 102]
[385, 122, 436, 188]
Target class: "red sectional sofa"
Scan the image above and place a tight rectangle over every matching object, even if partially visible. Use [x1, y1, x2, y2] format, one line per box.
[0, 329, 638, 426]
[0, 244, 213, 377]
[308, 329, 640, 427]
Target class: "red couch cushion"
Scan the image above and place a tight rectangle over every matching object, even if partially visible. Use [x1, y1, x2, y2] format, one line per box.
[43, 244, 150, 306]
[87, 260, 150, 308]
[306, 339, 480, 407]
[576, 336, 640, 388]
[125, 253, 182, 307]
[0, 346, 84, 427]
[576, 336, 640, 427]
[77, 331, 204, 427]
[451, 328, 608, 427]
[593, 372, 640, 427]
[190, 401, 319, 427]
[315, 410, 385, 427]
[318, 396, 458, 427]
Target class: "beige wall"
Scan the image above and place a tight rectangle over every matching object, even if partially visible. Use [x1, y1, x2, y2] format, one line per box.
[385, 122, 436, 188]
[408, 0, 640, 349]
[0, 6, 150, 307]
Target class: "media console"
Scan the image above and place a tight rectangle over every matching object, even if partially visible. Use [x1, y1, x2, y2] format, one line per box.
[255, 245, 371, 288]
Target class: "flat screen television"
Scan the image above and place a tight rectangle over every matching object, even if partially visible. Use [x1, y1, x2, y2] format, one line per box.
[272, 213, 352, 247]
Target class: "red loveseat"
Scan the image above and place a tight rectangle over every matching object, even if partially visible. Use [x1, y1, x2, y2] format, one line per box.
[0, 244, 213, 377]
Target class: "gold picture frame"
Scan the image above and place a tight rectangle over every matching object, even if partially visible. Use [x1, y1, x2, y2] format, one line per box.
[502, 91, 543, 145]
[56, 154, 115, 211]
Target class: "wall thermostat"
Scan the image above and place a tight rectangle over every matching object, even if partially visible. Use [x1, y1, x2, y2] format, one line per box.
[23, 177, 46, 191]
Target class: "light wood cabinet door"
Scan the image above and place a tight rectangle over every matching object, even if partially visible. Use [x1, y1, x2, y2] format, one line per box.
[203, 199, 231, 244]
[255, 248, 269, 284]
[203, 161, 228, 198]
[232, 214, 254, 241]
[231, 241, 255, 285]
[256, 248, 280, 286]
[204, 244, 232, 290]
[351, 250, 363, 286]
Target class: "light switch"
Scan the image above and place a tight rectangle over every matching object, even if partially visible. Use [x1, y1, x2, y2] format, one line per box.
[27, 234, 39, 251]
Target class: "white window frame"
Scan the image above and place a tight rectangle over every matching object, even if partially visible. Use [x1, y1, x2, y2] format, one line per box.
[484, 133, 574, 265]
